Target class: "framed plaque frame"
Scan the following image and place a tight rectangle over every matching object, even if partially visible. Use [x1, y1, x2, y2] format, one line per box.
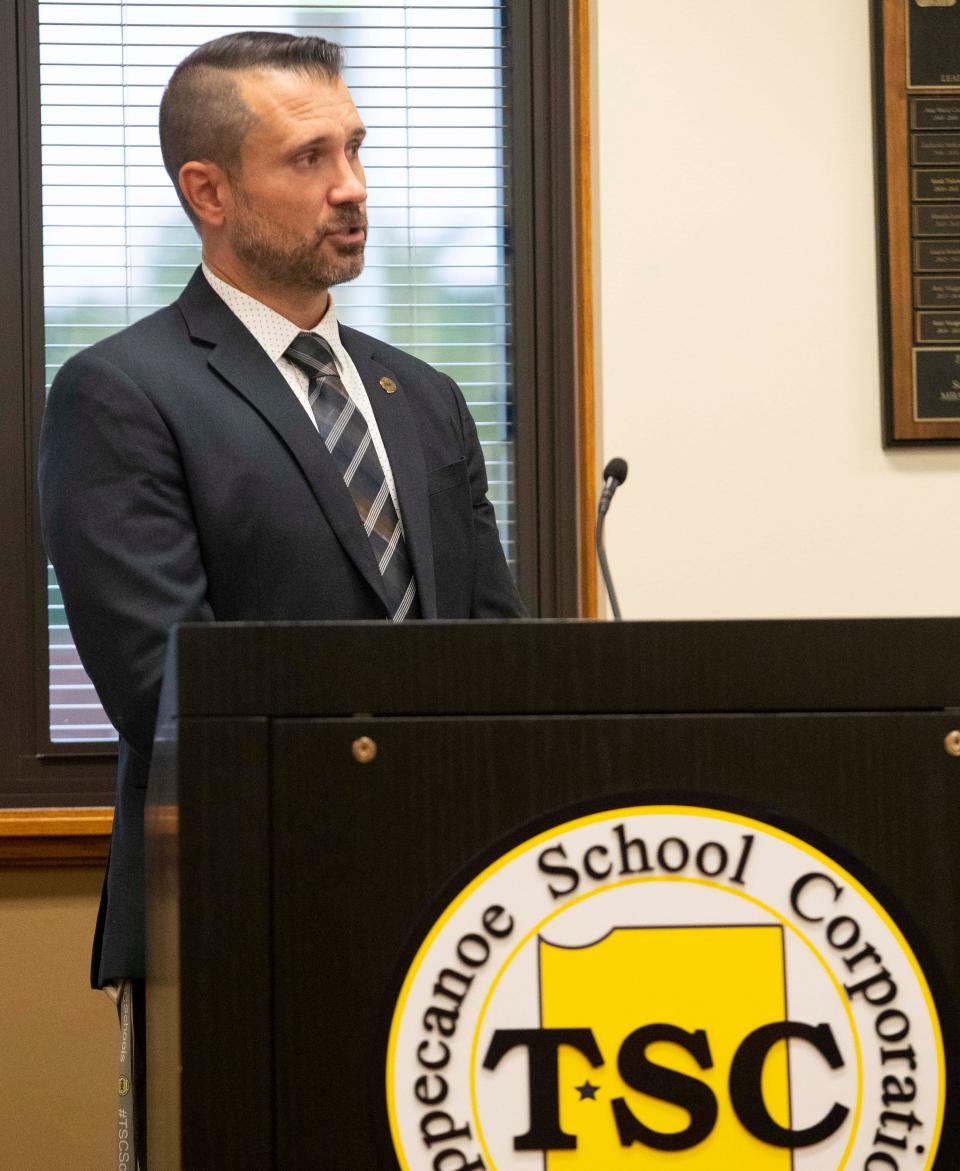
[874, 0, 960, 443]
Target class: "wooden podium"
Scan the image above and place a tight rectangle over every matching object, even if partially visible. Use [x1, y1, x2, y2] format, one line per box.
[146, 619, 960, 1169]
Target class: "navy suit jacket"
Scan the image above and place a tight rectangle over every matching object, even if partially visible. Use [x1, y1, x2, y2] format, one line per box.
[38, 267, 524, 985]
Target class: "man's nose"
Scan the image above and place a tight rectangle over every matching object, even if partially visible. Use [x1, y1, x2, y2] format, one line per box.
[331, 158, 366, 205]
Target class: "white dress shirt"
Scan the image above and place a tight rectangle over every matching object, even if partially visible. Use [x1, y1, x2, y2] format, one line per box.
[201, 263, 399, 510]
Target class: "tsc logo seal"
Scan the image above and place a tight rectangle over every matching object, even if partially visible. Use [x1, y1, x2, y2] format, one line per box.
[386, 805, 945, 1170]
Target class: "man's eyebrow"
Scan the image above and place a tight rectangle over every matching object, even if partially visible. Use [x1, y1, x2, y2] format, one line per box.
[289, 126, 367, 155]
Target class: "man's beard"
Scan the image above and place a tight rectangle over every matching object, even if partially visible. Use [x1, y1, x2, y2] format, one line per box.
[227, 185, 366, 292]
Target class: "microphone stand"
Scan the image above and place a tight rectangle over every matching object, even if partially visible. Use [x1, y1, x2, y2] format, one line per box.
[596, 504, 622, 621]
[596, 457, 627, 620]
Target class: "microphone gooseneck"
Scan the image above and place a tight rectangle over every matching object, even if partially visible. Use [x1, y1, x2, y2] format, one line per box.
[596, 457, 628, 620]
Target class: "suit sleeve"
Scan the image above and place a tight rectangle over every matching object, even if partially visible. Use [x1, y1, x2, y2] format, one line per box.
[38, 350, 214, 762]
[448, 376, 528, 618]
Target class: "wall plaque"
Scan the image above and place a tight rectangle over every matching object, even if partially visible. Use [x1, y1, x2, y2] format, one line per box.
[875, 0, 960, 441]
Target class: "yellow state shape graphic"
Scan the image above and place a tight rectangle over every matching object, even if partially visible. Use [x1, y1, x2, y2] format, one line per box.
[541, 924, 791, 1169]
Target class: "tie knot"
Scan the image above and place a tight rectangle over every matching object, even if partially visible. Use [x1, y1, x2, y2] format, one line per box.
[285, 331, 338, 379]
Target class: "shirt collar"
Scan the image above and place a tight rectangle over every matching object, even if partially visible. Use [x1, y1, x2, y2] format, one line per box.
[200, 262, 342, 367]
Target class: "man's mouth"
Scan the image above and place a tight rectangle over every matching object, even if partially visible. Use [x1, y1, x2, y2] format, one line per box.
[325, 222, 367, 243]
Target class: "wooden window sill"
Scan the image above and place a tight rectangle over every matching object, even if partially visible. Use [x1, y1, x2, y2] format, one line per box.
[0, 808, 112, 865]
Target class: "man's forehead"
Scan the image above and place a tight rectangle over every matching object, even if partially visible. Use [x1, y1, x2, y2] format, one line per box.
[237, 68, 362, 135]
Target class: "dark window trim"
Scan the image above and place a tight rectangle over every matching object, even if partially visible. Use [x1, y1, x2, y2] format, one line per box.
[2, 0, 118, 817]
[512, 0, 583, 618]
[0, 0, 31, 798]
[1, 0, 587, 830]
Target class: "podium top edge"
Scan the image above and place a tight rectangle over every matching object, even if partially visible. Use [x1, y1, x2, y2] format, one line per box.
[172, 616, 960, 629]
[163, 617, 960, 719]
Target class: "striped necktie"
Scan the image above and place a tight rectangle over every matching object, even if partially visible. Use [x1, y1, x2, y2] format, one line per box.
[284, 331, 418, 622]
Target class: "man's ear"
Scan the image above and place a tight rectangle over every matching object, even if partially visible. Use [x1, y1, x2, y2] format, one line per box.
[178, 161, 232, 227]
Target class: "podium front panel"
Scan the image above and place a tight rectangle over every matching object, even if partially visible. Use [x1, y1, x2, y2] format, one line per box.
[268, 711, 958, 1170]
[146, 621, 960, 1170]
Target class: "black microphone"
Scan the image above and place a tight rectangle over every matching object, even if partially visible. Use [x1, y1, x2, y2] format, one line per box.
[596, 457, 628, 620]
[598, 457, 628, 516]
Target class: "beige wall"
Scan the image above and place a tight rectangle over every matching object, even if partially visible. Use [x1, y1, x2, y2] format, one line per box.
[595, 0, 960, 619]
[0, 868, 115, 1168]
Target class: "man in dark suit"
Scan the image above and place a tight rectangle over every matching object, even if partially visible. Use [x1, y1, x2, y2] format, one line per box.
[38, 30, 523, 1166]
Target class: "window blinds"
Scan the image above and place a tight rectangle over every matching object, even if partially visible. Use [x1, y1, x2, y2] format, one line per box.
[40, 0, 515, 744]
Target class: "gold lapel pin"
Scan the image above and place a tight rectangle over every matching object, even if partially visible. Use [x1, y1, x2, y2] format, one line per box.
[379, 376, 398, 394]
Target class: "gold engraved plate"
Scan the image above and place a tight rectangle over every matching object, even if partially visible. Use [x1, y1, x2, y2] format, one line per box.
[915, 1, 957, 9]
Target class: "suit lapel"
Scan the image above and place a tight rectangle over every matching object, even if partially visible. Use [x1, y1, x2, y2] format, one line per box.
[176, 270, 391, 612]
[341, 325, 439, 619]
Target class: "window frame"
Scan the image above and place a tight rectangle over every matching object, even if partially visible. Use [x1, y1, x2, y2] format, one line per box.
[0, 0, 595, 847]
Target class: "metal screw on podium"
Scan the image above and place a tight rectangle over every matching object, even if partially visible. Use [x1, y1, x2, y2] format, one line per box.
[352, 736, 378, 764]
[945, 730, 960, 758]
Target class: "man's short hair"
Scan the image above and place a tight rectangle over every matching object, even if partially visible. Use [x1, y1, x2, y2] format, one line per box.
[159, 31, 344, 224]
